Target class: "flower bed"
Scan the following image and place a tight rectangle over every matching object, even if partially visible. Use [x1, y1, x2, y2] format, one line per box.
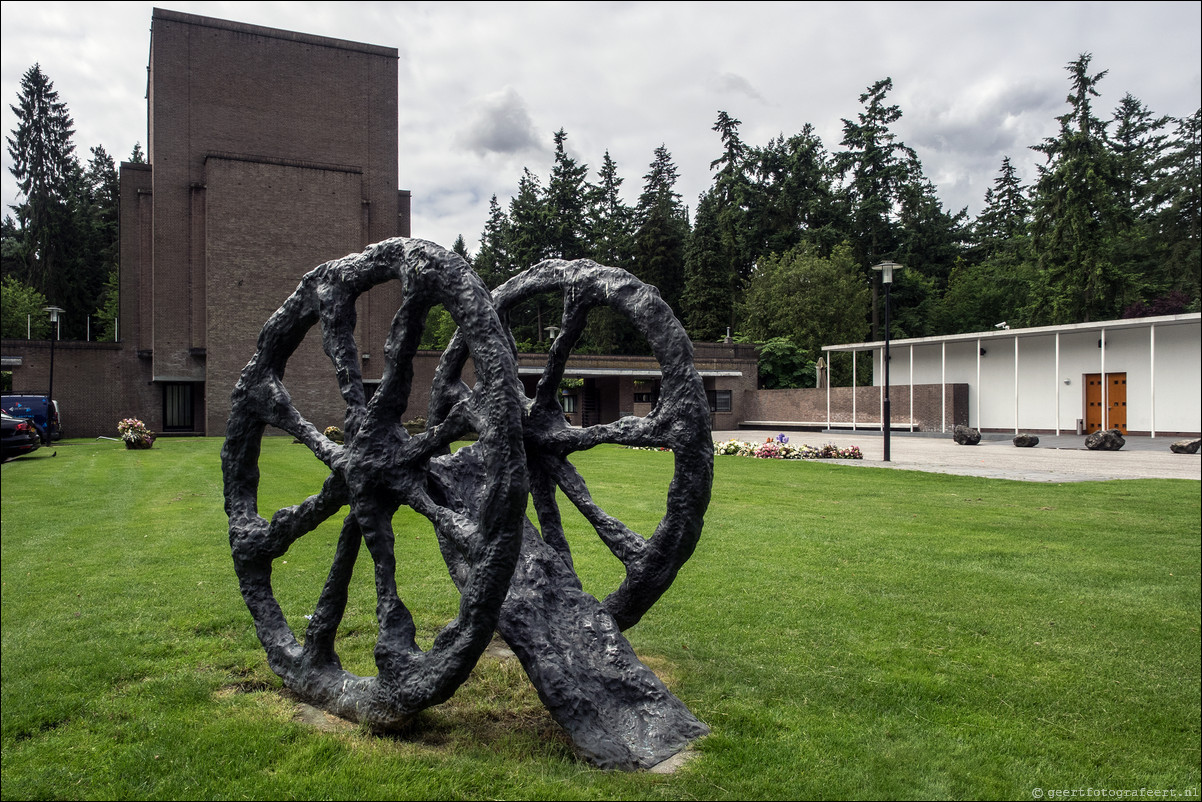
[714, 434, 862, 460]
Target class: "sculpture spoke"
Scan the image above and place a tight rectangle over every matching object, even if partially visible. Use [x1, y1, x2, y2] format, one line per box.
[546, 456, 647, 565]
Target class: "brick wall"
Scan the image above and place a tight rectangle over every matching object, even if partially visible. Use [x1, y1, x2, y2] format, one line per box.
[2, 340, 157, 439]
[741, 384, 969, 432]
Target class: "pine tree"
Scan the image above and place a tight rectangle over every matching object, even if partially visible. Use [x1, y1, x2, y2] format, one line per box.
[584, 150, 633, 266]
[708, 111, 755, 287]
[975, 157, 1030, 246]
[6, 64, 78, 304]
[1029, 53, 1130, 323]
[747, 126, 841, 259]
[835, 77, 918, 271]
[545, 129, 589, 260]
[631, 145, 689, 315]
[1154, 108, 1201, 303]
[473, 195, 511, 289]
[682, 191, 734, 341]
[1111, 93, 1171, 220]
[836, 77, 920, 337]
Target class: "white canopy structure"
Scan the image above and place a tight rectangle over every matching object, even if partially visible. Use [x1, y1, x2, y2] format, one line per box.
[823, 313, 1201, 437]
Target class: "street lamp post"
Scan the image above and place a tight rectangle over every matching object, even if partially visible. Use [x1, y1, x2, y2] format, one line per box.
[871, 262, 902, 462]
[43, 306, 65, 443]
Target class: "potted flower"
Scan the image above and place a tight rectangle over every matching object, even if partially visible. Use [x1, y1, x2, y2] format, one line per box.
[117, 417, 156, 449]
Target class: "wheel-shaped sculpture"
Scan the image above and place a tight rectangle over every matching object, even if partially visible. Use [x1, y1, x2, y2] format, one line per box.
[221, 238, 527, 728]
[429, 259, 713, 631]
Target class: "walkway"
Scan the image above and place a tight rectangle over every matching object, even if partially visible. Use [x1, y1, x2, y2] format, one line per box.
[715, 429, 1201, 483]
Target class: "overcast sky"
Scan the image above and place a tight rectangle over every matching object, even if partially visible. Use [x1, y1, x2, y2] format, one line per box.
[2, 1, 1200, 253]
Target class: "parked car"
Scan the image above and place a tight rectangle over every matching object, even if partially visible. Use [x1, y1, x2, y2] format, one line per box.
[1, 394, 61, 443]
[2, 411, 41, 461]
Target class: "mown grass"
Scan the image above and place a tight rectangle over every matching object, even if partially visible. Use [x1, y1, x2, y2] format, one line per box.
[1, 437, 1198, 800]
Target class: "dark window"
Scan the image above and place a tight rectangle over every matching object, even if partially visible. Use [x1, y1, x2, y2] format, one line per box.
[163, 383, 195, 431]
[707, 389, 732, 413]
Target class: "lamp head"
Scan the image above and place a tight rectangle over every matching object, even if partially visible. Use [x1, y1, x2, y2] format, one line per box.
[871, 261, 903, 284]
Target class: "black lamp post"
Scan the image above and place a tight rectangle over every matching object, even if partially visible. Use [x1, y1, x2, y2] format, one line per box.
[871, 262, 902, 462]
[43, 305, 64, 441]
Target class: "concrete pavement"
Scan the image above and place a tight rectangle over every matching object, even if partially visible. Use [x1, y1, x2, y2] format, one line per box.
[715, 429, 1201, 483]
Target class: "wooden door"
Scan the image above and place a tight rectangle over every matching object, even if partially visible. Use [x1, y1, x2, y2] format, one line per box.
[1084, 374, 1103, 432]
[1107, 373, 1127, 434]
[1083, 373, 1127, 434]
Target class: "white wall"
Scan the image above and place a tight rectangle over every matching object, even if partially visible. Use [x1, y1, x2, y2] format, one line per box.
[866, 317, 1200, 435]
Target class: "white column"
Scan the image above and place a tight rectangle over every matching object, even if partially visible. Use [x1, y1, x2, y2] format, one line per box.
[852, 350, 857, 431]
[1054, 332, 1061, 436]
[941, 341, 947, 432]
[1100, 328, 1107, 429]
[975, 338, 982, 429]
[1150, 324, 1156, 438]
[909, 345, 915, 432]
[1014, 335, 1020, 435]
[825, 352, 831, 430]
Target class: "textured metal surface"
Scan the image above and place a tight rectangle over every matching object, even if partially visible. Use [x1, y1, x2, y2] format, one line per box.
[222, 240, 711, 768]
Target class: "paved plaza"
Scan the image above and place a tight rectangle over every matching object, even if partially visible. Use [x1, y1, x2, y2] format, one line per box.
[716, 429, 1202, 483]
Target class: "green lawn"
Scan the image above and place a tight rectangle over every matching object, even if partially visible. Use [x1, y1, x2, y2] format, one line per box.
[2, 437, 1199, 801]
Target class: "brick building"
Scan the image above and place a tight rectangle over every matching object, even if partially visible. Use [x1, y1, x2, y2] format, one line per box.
[2, 8, 756, 440]
[5, 9, 408, 438]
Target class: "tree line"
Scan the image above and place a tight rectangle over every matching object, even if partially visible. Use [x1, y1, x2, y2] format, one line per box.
[2, 64, 143, 341]
[457, 54, 1200, 387]
[3, 56, 1198, 390]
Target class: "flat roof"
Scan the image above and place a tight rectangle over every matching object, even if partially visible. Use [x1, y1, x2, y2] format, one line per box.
[517, 367, 743, 379]
[823, 312, 1200, 353]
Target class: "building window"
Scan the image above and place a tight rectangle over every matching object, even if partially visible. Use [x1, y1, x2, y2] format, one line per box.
[707, 389, 732, 413]
[633, 379, 656, 404]
[163, 383, 195, 431]
[560, 394, 578, 413]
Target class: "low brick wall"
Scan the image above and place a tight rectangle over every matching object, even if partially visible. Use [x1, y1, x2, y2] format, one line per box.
[741, 384, 969, 432]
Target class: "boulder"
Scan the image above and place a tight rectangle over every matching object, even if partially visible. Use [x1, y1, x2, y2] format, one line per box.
[953, 425, 981, 446]
[1085, 428, 1125, 451]
[1169, 438, 1200, 454]
[1013, 433, 1040, 448]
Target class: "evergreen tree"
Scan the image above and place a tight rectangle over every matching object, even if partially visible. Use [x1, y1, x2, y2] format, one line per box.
[578, 150, 637, 354]
[6, 64, 78, 307]
[473, 195, 511, 289]
[835, 77, 917, 270]
[746, 126, 842, 259]
[1154, 109, 1201, 303]
[939, 157, 1036, 334]
[506, 168, 553, 344]
[682, 191, 736, 342]
[584, 150, 633, 266]
[631, 145, 689, 315]
[892, 175, 968, 336]
[974, 156, 1030, 247]
[545, 129, 590, 260]
[451, 234, 470, 262]
[83, 145, 119, 338]
[708, 111, 755, 288]
[836, 77, 920, 337]
[1111, 93, 1171, 220]
[1028, 53, 1131, 323]
[128, 142, 146, 163]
